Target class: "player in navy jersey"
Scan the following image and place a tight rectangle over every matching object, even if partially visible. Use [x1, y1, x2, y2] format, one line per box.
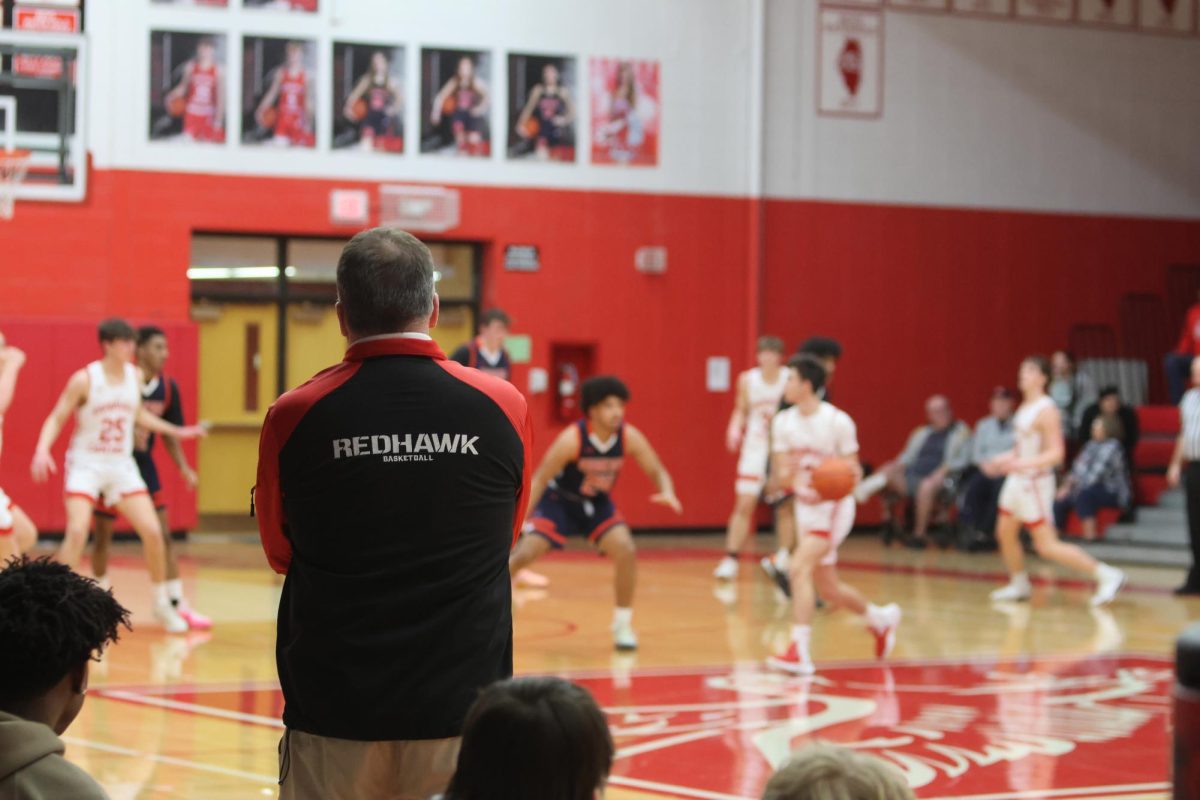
[450, 309, 513, 381]
[509, 375, 682, 650]
[92, 327, 210, 630]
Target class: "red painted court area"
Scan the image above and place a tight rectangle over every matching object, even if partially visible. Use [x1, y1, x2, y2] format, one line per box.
[96, 654, 1174, 800]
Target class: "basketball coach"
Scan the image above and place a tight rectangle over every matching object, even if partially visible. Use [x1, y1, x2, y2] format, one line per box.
[254, 228, 533, 799]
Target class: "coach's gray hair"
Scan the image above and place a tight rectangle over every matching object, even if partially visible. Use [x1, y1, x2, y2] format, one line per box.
[336, 228, 435, 337]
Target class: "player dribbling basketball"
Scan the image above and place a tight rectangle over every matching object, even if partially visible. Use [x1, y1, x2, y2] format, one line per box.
[0, 331, 36, 561]
[509, 376, 682, 650]
[255, 41, 314, 148]
[165, 37, 224, 143]
[766, 355, 901, 675]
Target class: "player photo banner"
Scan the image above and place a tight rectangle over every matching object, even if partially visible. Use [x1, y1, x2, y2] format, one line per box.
[589, 58, 660, 167]
[421, 48, 492, 158]
[817, 8, 883, 119]
[332, 43, 404, 154]
[149, 31, 227, 144]
[152, 0, 228, 6]
[242, 37, 316, 149]
[1078, 0, 1135, 26]
[1138, 0, 1195, 31]
[508, 53, 578, 163]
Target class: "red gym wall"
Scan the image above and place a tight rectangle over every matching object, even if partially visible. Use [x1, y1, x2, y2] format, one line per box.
[2, 169, 1196, 532]
[761, 200, 1200, 470]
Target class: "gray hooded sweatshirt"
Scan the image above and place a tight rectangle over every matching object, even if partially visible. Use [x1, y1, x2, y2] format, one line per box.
[0, 711, 108, 799]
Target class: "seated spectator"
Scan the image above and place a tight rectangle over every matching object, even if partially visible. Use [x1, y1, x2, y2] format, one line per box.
[855, 395, 972, 549]
[1049, 350, 1097, 441]
[439, 676, 613, 800]
[1078, 385, 1139, 466]
[762, 743, 914, 800]
[1166, 289, 1200, 404]
[1053, 416, 1131, 541]
[0, 558, 130, 799]
[957, 387, 1016, 551]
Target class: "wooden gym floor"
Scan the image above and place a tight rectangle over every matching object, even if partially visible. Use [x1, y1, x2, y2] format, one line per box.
[40, 531, 1187, 799]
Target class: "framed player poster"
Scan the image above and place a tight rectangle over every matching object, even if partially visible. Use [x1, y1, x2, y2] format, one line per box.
[332, 42, 404, 154]
[152, 0, 228, 6]
[242, 36, 316, 148]
[420, 47, 492, 157]
[1078, 0, 1134, 25]
[244, 0, 317, 12]
[149, 31, 227, 144]
[507, 52, 577, 163]
[1138, 0, 1195, 31]
[589, 58, 659, 167]
[817, 8, 883, 119]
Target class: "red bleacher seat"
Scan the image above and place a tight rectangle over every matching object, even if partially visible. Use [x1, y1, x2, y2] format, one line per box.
[1065, 508, 1121, 539]
[1135, 474, 1169, 507]
[1135, 438, 1177, 468]
[1137, 405, 1181, 436]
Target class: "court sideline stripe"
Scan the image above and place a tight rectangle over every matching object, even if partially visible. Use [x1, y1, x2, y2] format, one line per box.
[62, 736, 277, 785]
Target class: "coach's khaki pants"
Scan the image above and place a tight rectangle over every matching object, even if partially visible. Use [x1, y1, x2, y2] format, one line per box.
[278, 728, 460, 800]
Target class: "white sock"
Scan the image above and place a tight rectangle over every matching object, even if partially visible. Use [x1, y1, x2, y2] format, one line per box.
[791, 625, 812, 662]
[774, 547, 789, 566]
[153, 582, 170, 607]
[865, 603, 884, 627]
[613, 607, 633, 627]
[95, 575, 111, 591]
[166, 578, 184, 603]
[1012, 571, 1030, 585]
[1094, 562, 1115, 579]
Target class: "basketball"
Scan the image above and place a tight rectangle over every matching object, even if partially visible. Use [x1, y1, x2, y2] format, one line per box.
[522, 117, 540, 138]
[257, 106, 277, 129]
[811, 457, 857, 501]
[166, 95, 186, 118]
[350, 99, 367, 122]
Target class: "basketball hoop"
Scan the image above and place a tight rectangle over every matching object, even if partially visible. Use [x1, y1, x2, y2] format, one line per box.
[0, 149, 30, 219]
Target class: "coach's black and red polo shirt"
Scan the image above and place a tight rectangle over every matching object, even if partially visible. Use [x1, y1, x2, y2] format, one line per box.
[255, 333, 532, 742]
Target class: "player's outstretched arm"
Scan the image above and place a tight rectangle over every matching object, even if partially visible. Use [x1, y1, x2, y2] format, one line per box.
[473, 79, 490, 115]
[167, 61, 193, 102]
[256, 69, 283, 120]
[430, 78, 455, 123]
[162, 435, 199, 489]
[31, 369, 88, 481]
[135, 406, 207, 441]
[625, 424, 682, 514]
[560, 87, 576, 125]
[515, 86, 542, 135]
[523, 425, 581, 520]
[344, 74, 370, 119]
[0, 345, 26, 418]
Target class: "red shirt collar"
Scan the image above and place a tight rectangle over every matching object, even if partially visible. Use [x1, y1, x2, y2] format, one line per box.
[345, 335, 446, 362]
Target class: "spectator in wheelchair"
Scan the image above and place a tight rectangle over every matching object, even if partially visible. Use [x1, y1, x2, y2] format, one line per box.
[1053, 415, 1131, 541]
[855, 394, 971, 549]
[957, 386, 1016, 552]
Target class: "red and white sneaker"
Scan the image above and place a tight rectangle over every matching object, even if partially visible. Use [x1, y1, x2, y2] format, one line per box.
[514, 569, 550, 588]
[766, 642, 815, 676]
[868, 604, 902, 660]
[178, 606, 213, 631]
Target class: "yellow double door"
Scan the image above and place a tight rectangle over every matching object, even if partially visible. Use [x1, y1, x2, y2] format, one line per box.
[195, 303, 473, 515]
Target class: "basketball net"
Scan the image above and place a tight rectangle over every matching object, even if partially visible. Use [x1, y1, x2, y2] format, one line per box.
[0, 148, 30, 220]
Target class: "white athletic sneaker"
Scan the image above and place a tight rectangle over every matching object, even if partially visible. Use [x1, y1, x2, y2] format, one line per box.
[713, 556, 739, 581]
[867, 604, 902, 660]
[1091, 564, 1126, 607]
[766, 642, 815, 675]
[154, 601, 190, 634]
[990, 575, 1032, 602]
[853, 472, 888, 504]
[613, 620, 639, 651]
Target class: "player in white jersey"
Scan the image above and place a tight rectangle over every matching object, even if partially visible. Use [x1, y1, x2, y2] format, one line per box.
[30, 319, 207, 633]
[0, 330, 37, 561]
[989, 356, 1125, 606]
[714, 336, 792, 581]
[766, 356, 901, 675]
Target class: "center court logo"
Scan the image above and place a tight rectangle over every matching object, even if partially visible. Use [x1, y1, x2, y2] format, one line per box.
[332, 433, 479, 462]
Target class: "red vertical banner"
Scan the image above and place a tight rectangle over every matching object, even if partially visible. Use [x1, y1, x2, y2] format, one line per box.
[817, 7, 883, 119]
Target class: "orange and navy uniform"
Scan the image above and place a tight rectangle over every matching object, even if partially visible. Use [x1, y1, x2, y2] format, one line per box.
[528, 419, 626, 548]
